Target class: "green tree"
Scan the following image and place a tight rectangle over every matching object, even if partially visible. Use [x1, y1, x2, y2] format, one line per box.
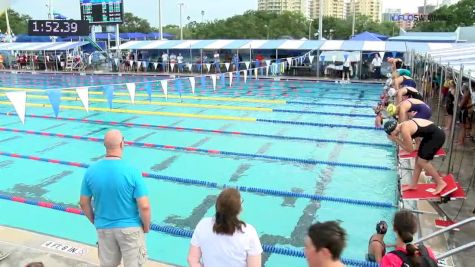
[0, 9, 31, 35]
[412, 0, 475, 32]
[119, 12, 152, 33]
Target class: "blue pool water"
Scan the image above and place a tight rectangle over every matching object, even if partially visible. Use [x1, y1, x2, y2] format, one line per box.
[0, 72, 397, 266]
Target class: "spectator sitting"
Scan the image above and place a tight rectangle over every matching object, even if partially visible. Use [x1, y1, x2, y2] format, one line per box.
[367, 221, 390, 263]
[381, 210, 438, 267]
[187, 188, 262, 267]
[304, 221, 346, 267]
[80, 129, 150, 267]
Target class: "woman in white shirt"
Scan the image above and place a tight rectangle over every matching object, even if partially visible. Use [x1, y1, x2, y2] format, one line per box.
[188, 188, 262, 267]
[342, 57, 351, 82]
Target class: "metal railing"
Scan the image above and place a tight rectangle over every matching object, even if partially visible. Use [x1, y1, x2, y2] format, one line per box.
[414, 216, 475, 260]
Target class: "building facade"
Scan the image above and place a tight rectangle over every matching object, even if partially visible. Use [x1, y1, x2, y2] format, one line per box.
[382, 8, 401, 22]
[354, 0, 381, 22]
[258, 0, 309, 18]
[417, 5, 437, 14]
[308, 0, 345, 20]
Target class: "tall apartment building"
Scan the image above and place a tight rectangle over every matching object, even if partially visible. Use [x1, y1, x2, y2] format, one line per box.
[258, 0, 309, 18]
[417, 5, 437, 14]
[308, 0, 345, 20]
[355, 0, 381, 22]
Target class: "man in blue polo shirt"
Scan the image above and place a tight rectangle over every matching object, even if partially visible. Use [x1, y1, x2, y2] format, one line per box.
[80, 129, 150, 267]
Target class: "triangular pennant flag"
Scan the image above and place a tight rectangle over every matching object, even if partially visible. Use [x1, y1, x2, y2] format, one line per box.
[343, 54, 349, 61]
[243, 70, 247, 83]
[392, 51, 397, 58]
[254, 68, 258, 79]
[286, 57, 292, 66]
[265, 60, 271, 66]
[206, 63, 211, 73]
[144, 83, 152, 102]
[104, 86, 114, 109]
[56, 55, 61, 61]
[211, 74, 217, 91]
[176, 79, 184, 95]
[153, 62, 158, 70]
[379, 52, 385, 59]
[266, 65, 270, 76]
[129, 60, 133, 66]
[187, 63, 193, 71]
[6, 91, 26, 124]
[76, 87, 89, 112]
[225, 63, 230, 71]
[320, 55, 325, 62]
[137, 61, 142, 68]
[160, 80, 168, 99]
[220, 73, 225, 87]
[114, 58, 119, 66]
[126, 83, 136, 104]
[142, 61, 147, 68]
[46, 89, 62, 117]
[309, 55, 314, 63]
[201, 75, 206, 89]
[189, 77, 196, 94]
[244, 61, 250, 69]
[229, 72, 233, 87]
[170, 63, 175, 72]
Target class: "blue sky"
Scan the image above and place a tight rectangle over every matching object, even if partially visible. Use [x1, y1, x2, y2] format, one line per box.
[10, 0, 444, 26]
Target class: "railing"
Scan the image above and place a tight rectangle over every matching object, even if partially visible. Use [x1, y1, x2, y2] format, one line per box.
[414, 216, 475, 260]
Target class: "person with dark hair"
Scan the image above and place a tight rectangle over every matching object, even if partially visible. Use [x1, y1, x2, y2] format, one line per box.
[381, 210, 438, 267]
[392, 71, 416, 90]
[187, 188, 262, 267]
[384, 119, 446, 195]
[304, 221, 346, 267]
[395, 86, 423, 105]
[367, 221, 389, 263]
[457, 84, 473, 145]
[386, 98, 432, 123]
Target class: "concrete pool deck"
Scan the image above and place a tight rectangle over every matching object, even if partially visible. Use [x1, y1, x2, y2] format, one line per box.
[0, 225, 175, 267]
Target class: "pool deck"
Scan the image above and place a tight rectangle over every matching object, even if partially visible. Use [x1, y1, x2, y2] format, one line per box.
[0, 225, 175, 267]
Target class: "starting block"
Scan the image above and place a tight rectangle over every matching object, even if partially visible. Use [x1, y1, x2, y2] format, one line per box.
[399, 148, 446, 159]
[401, 174, 465, 200]
[435, 219, 460, 231]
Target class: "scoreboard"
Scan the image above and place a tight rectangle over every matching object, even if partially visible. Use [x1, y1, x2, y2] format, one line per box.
[80, 0, 123, 24]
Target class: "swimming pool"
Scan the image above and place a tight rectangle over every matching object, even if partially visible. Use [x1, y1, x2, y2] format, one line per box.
[0, 72, 397, 266]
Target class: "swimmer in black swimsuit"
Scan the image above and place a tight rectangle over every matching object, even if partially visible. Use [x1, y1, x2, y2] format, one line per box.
[384, 119, 447, 195]
[367, 221, 389, 263]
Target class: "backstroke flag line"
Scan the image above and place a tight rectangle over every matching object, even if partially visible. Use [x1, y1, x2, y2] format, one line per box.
[189, 77, 195, 94]
[76, 87, 89, 112]
[46, 89, 62, 117]
[160, 80, 168, 99]
[126, 83, 136, 104]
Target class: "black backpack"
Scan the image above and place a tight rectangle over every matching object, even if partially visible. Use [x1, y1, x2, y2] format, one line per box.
[389, 245, 438, 267]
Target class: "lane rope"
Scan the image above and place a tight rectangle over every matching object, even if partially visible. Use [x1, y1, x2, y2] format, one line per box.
[0, 151, 394, 208]
[0, 113, 392, 148]
[0, 193, 378, 267]
[0, 128, 391, 171]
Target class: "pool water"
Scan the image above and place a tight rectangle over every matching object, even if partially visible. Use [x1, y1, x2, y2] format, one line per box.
[0, 72, 397, 266]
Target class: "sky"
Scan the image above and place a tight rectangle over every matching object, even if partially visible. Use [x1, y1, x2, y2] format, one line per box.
[9, 0, 450, 27]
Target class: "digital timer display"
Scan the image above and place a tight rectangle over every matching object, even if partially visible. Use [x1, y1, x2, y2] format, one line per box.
[28, 20, 90, 36]
[80, 0, 123, 24]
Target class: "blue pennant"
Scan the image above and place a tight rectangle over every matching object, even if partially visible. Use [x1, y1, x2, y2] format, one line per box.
[145, 83, 153, 102]
[105, 85, 114, 109]
[201, 75, 206, 89]
[176, 79, 183, 95]
[220, 73, 225, 87]
[46, 89, 62, 117]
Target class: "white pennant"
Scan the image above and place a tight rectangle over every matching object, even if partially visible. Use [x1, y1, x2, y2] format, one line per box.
[206, 63, 211, 73]
[286, 57, 292, 66]
[309, 55, 315, 63]
[254, 68, 258, 79]
[6, 91, 26, 124]
[153, 62, 158, 70]
[229, 72, 233, 87]
[266, 65, 270, 76]
[188, 77, 196, 94]
[129, 60, 134, 66]
[187, 63, 193, 71]
[243, 70, 247, 83]
[56, 55, 61, 61]
[142, 61, 147, 68]
[137, 61, 142, 68]
[244, 61, 250, 69]
[379, 51, 385, 59]
[76, 87, 89, 113]
[126, 83, 136, 104]
[225, 63, 230, 71]
[114, 58, 119, 66]
[265, 60, 271, 66]
[160, 80, 168, 99]
[211, 74, 217, 91]
[170, 63, 175, 72]
[46, 55, 50, 62]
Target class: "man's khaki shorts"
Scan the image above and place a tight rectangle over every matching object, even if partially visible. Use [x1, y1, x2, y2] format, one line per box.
[97, 227, 147, 267]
